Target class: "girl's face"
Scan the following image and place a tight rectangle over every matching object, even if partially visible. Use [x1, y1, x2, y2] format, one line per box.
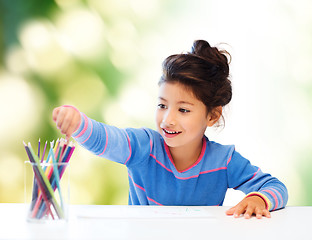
[155, 82, 211, 149]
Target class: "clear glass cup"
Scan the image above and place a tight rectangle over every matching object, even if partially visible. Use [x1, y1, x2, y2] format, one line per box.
[24, 161, 70, 222]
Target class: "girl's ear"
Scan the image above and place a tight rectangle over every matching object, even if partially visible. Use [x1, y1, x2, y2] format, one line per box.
[207, 106, 222, 127]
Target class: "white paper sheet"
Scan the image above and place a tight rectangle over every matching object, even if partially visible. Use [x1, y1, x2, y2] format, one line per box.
[76, 206, 215, 219]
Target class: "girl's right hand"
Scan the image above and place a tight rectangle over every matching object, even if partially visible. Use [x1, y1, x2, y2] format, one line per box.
[52, 105, 81, 141]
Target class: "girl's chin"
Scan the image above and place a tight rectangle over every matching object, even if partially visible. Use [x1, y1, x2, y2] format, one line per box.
[163, 138, 181, 148]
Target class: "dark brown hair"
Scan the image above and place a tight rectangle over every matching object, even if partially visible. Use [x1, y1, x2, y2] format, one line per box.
[159, 40, 232, 124]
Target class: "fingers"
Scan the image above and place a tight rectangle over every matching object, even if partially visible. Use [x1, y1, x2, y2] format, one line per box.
[66, 114, 81, 139]
[55, 108, 68, 133]
[226, 203, 247, 218]
[233, 202, 248, 218]
[52, 107, 61, 122]
[52, 106, 81, 140]
[226, 198, 271, 219]
[225, 206, 235, 216]
[250, 208, 271, 219]
[244, 206, 254, 219]
[262, 209, 271, 218]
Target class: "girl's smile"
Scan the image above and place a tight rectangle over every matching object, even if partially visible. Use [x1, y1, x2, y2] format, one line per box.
[162, 128, 182, 138]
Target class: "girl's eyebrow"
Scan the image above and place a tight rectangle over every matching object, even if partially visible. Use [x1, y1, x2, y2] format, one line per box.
[158, 97, 194, 106]
[178, 101, 194, 106]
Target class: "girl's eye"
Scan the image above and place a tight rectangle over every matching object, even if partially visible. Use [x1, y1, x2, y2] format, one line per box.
[158, 104, 167, 109]
[179, 108, 190, 113]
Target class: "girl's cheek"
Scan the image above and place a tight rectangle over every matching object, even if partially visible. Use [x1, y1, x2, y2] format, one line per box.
[155, 110, 162, 123]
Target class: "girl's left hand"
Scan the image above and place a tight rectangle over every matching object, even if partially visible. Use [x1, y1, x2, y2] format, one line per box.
[225, 195, 271, 219]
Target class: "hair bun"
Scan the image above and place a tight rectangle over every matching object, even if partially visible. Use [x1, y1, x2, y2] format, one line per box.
[190, 40, 212, 56]
[190, 40, 230, 77]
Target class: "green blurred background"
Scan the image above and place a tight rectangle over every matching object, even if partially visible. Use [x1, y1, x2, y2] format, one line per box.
[0, 0, 311, 205]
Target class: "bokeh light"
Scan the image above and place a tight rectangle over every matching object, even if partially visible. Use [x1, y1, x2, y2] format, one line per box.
[19, 20, 71, 75]
[0, 73, 43, 146]
[56, 7, 107, 61]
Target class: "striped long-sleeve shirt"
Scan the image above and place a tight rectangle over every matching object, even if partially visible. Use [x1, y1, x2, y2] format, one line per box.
[72, 112, 288, 211]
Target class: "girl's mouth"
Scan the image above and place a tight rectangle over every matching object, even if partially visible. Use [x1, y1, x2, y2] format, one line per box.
[162, 128, 182, 138]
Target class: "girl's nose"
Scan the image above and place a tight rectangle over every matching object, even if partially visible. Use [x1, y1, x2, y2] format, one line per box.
[162, 109, 176, 126]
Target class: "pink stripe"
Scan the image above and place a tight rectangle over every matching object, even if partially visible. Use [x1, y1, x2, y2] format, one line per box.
[62, 105, 79, 113]
[134, 182, 145, 191]
[76, 113, 88, 138]
[128, 173, 163, 206]
[128, 173, 146, 191]
[128, 173, 146, 192]
[150, 154, 173, 173]
[263, 189, 279, 210]
[81, 119, 93, 144]
[98, 126, 108, 156]
[164, 143, 175, 167]
[180, 139, 206, 173]
[271, 188, 283, 207]
[150, 153, 227, 180]
[164, 138, 206, 173]
[226, 156, 232, 165]
[147, 197, 163, 206]
[175, 174, 200, 180]
[247, 168, 260, 182]
[175, 167, 227, 180]
[124, 132, 132, 165]
[150, 139, 153, 153]
[200, 167, 227, 175]
[267, 188, 283, 209]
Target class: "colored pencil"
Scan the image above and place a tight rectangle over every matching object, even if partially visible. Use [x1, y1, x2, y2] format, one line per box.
[30, 138, 41, 210]
[41, 141, 47, 163]
[38, 138, 40, 158]
[34, 141, 58, 219]
[24, 139, 75, 220]
[23, 142, 54, 219]
[50, 142, 64, 210]
[27, 142, 64, 219]
[40, 143, 74, 218]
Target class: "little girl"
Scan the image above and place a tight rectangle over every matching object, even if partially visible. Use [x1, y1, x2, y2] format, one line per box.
[53, 40, 288, 219]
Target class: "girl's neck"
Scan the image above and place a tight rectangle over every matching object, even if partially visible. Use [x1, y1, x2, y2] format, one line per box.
[168, 138, 203, 172]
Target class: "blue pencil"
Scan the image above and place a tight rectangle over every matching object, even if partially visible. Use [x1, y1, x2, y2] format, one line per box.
[50, 143, 64, 211]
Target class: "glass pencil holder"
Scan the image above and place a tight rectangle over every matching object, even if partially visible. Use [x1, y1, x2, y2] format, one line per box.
[24, 161, 70, 222]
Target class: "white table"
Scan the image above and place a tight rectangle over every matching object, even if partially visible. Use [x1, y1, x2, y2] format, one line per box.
[0, 204, 310, 240]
